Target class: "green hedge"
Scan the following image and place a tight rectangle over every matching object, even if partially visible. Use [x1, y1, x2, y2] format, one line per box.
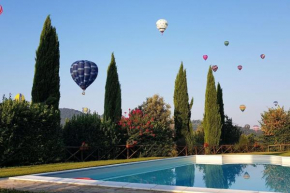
[63, 113, 120, 148]
[0, 99, 63, 166]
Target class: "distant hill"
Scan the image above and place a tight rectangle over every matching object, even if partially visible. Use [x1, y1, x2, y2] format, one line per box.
[60, 108, 83, 125]
[192, 120, 202, 130]
[239, 127, 263, 136]
[191, 119, 262, 136]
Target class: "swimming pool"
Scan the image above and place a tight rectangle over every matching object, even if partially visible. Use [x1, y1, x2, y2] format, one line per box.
[11, 155, 290, 193]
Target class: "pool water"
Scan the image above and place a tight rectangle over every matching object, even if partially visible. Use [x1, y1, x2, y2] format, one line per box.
[42, 157, 290, 192]
[103, 164, 289, 192]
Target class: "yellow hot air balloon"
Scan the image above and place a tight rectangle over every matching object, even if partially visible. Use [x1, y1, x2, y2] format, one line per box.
[14, 93, 25, 102]
[240, 105, 246, 112]
[82, 107, 89, 114]
[243, 172, 250, 179]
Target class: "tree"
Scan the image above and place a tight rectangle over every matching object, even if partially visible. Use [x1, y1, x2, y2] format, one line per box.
[222, 116, 242, 144]
[259, 106, 290, 144]
[203, 66, 222, 150]
[173, 63, 193, 145]
[104, 53, 122, 123]
[217, 83, 226, 144]
[140, 94, 172, 128]
[31, 15, 60, 110]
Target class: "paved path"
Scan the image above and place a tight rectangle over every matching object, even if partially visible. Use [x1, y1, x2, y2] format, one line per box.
[0, 178, 169, 193]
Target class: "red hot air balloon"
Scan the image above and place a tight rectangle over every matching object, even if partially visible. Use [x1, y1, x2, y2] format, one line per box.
[253, 125, 259, 132]
[0, 5, 3, 15]
[260, 54, 265, 59]
[212, 65, 218, 72]
[203, 55, 208, 61]
[238, 65, 242, 70]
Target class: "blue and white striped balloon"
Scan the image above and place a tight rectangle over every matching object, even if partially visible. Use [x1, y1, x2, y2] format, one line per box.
[70, 60, 98, 95]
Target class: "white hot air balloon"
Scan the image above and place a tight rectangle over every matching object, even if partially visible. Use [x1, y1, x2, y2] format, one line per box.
[156, 19, 168, 35]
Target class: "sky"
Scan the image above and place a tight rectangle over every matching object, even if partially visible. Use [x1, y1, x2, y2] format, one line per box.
[0, 0, 290, 128]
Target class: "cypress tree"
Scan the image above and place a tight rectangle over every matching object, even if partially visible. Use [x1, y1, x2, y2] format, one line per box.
[203, 66, 222, 149]
[104, 53, 122, 123]
[174, 63, 193, 144]
[31, 15, 60, 110]
[217, 83, 226, 144]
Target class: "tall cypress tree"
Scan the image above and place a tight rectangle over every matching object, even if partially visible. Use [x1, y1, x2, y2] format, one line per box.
[31, 15, 60, 110]
[217, 82, 226, 144]
[203, 66, 222, 149]
[174, 63, 193, 144]
[104, 53, 122, 123]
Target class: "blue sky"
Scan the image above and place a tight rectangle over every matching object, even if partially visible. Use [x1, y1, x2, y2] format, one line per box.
[0, 0, 290, 128]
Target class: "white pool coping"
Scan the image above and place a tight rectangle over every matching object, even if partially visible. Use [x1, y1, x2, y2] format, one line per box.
[10, 155, 288, 193]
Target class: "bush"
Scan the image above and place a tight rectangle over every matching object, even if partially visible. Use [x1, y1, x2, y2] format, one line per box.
[63, 113, 119, 148]
[119, 109, 175, 156]
[0, 99, 63, 166]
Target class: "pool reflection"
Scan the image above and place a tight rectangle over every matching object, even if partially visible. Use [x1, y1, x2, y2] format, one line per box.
[106, 163, 289, 192]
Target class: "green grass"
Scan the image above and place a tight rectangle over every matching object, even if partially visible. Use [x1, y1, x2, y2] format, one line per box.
[0, 157, 161, 178]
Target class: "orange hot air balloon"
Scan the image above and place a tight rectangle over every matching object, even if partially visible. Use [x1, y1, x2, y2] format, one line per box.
[240, 105, 246, 112]
[243, 172, 250, 179]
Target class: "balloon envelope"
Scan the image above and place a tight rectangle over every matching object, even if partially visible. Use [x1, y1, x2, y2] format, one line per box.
[238, 65, 242, 70]
[224, 41, 229, 46]
[260, 54, 265, 59]
[245, 124, 250, 130]
[274, 101, 278, 106]
[203, 55, 208, 61]
[0, 5, 3, 15]
[14, 93, 25, 102]
[253, 125, 259, 132]
[82, 107, 89, 113]
[243, 172, 250, 179]
[240, 105, 246, 112]
[156, 19, 168, 34]
[212, 65, 218, 72]
[70, 60, 98, 94]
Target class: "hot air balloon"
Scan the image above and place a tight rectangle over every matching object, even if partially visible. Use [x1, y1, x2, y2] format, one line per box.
[243, 172, 250, 179]
[238, 65, 242, 70]
[240, 105, 246, 112]
[224, 41, 229, 46]
[70, 60, 98, 95]
[82, 107, 89, 114]
[260, 54, 265, 59]
[245, 124, 250, 130]
[253, 125, 259, 132]
[273, 101, 278, 106]
[14, 93, 25, 102]
[0, 5, 3, 15]
[212, 65, 218, 72]
[203, 55, 208, 61]
[156, 19, 168, 35]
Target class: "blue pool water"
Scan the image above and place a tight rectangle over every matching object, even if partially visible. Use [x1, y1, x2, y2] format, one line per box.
[41, 158, 290, 192]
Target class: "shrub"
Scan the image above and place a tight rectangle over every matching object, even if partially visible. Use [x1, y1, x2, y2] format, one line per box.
[0, 98, 63, 166]
[119, 109, 175, 156]
[63, 113, 119, 148]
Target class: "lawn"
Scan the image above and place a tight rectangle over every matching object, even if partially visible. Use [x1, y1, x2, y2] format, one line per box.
[0, 157, 161, 178]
